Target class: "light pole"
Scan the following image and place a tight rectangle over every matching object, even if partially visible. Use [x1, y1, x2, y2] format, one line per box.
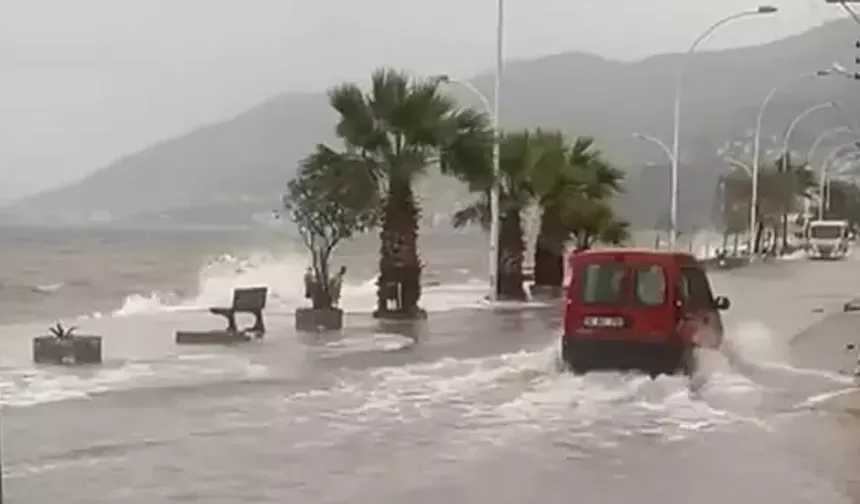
[435, 76, 492, 116]
[433, 0, 503, 301]
[775, 101, 837, 249]
[632, 133, 674, 245]
[750, 68, 832, 254]
[780, 102, 839, 171]
[819, 143, 860, 219]
[781, 102, 839, 156]
[633, 133, 674, 165]
[807, 127, 860, 220]
[833, 62, 860, 81]
[722, 154, 752, 175]
[489, 0, 503, 301]
[670, 5, 778, 251]
[808, 126, 855, 163]
[826, 152, 860, 213]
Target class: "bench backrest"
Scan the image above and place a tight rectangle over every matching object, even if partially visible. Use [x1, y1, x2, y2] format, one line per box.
[232, 286, 268, 311]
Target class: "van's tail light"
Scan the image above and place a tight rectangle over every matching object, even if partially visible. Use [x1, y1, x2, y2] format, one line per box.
[582, 316, 625, 329]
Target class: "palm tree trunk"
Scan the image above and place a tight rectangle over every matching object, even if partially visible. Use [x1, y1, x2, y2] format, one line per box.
[532, 206, 565, 297]
[374, 181, 424, 318]
[497, 210, 527, 301]
[754, 221, 765, 255]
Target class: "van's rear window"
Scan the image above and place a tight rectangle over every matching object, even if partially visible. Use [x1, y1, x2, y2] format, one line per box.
[579, 263, 626, 303]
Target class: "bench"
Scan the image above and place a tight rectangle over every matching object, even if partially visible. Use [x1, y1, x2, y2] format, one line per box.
[209, 286, 268, 334]
[175, 286, 268, 345]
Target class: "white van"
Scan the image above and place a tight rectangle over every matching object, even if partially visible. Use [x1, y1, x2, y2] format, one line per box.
[806, 220, 850, 259]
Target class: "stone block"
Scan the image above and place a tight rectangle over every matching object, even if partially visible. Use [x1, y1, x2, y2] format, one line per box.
[371, 308, 428, 321]
[530, 284, 564, 299]
[175, 330, 258, 345]
[295, 307, 344, 331]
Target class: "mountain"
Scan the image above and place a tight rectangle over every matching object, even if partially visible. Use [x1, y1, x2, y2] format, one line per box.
[10, 18, 860, 230]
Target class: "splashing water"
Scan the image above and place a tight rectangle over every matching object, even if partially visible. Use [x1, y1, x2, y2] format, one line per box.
[108, 251, 547, 318]
[271, 342, 771, 451]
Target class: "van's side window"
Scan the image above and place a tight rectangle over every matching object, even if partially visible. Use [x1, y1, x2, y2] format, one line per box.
[633, 265, 666, 306]
[579, 263, 626, 304]
[679, 267, 714, 310]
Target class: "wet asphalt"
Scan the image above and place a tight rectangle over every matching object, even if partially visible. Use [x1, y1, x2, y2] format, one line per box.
[3, 254, 860, 502]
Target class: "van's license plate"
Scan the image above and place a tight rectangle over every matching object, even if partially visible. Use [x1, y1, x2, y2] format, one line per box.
[583, 316, 624, 328]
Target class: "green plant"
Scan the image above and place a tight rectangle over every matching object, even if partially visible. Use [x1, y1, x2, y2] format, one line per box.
[48, 323, 76, 339]
[283, 144, 381, 309]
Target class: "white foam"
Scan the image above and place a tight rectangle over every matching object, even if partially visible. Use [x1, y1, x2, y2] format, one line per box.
[0, 354, 270, 407]
[793, 387, 860, 410]
[322, 333, 417, 353]
[723, 320, 790, 366]
[31, 283, 64, 294]
[106, 250, 534, 318]
[267, 343, 768, 452]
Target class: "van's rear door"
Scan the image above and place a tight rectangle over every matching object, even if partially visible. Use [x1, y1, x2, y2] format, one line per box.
[566, 259, 629, 336]
[567, 255, 673, 341]
[625, 257, 675, 341]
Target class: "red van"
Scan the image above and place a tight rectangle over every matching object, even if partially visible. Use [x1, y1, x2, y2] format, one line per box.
[560, 249, 730, 377]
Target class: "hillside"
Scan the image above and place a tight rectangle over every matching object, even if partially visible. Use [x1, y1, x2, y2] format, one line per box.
[10, 18, 860, 230]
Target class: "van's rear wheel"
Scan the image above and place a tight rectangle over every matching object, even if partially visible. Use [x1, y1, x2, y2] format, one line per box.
[679, 344, 697, 376]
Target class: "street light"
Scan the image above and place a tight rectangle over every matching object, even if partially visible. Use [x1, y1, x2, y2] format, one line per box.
[488, 0, 503, 301]
[669, 5, 778, 251]
[632, 133, 674, 165]
[632, 134, 674, 248]
[807, 127, 857, 222]
[824, 151, 860, 218]
[819, 142, 860, 219]
[750, 68, 832, 254]
[722, 154, 753, 176]
[434, 75, 492, 113]
[808, 126, 856, 163]
[832, 62, 860, 81]
[772, 101, 838, 249]
[434, 0, 503, 301]
[780, 101, 839, 163]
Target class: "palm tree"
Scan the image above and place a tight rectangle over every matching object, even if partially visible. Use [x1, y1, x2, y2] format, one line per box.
[823, 178, 860, 226]
[452, 130, 560, 300]
[716, 174, 750, 254]
[772, 154, 815, 251]
[558, 190, 630, 251]
[327, 68, 492, 318]
[530, 136, 624, 294]
[723, 156, 814, 253]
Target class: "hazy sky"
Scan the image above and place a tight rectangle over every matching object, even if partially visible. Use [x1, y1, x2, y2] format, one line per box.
[0, 0, 845, 199]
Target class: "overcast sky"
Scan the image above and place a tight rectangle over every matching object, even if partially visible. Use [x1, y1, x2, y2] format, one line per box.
[0, 0, 846, 199]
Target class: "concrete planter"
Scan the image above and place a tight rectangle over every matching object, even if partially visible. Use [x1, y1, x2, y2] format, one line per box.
[530, 284, 564, 299]
[33, 336, 102, 365]
[175, 330, 259, 345]
[295, 307, 344, 331]
[371, 307, 428, 321]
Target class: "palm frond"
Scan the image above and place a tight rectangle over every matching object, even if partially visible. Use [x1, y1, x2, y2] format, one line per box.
[451, 197, 491, 230]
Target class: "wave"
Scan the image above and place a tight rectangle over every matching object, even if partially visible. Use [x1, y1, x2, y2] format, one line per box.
[30, 283, 65, 294]
[104, 234, 735, 320]
[106, 251, 546, 318]
[87, 227, 737, 321]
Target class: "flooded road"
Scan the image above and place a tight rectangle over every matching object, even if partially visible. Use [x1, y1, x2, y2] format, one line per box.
[3, 254, 860, 503]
